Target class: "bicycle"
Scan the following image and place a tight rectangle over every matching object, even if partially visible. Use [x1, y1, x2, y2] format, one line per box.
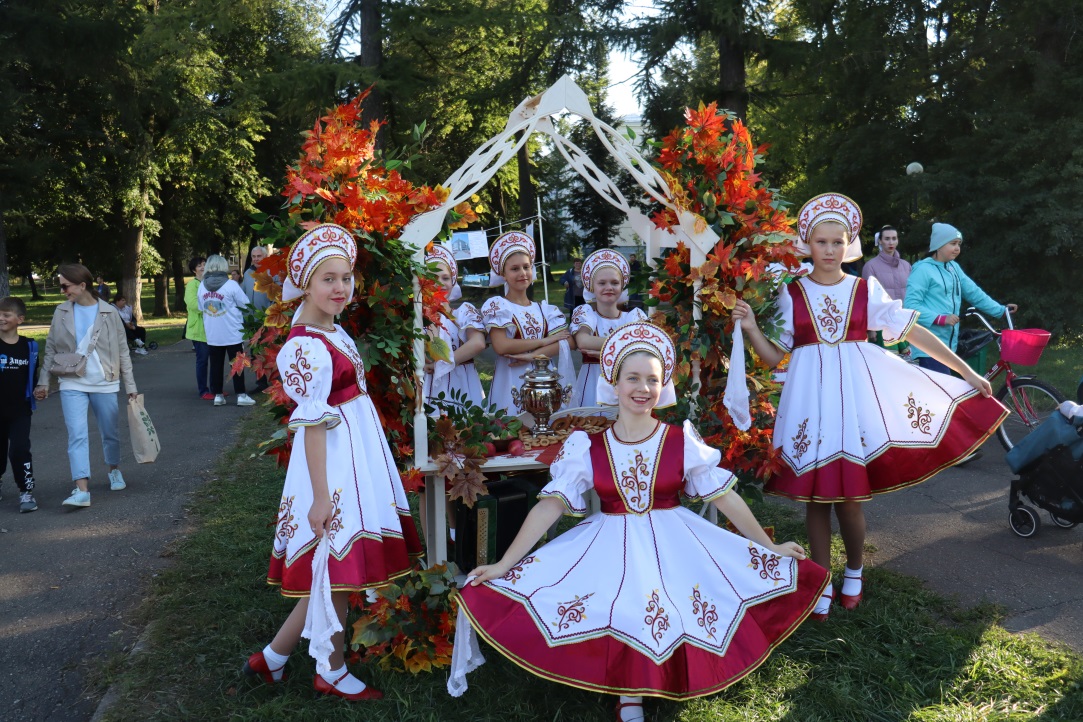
[963, 308, 1066, 451]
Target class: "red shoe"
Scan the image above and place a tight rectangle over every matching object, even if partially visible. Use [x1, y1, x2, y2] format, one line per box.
[615, 699, 643, 721]
[839, 576, 864, 610]
[809, 587, 834, 622]
[314, 670, 384, 701]
[242, 651, 286, 685]
[200, 393, 214, 400]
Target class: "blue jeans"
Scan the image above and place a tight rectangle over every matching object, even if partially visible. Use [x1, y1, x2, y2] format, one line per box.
[917, 356, 953, 375]
[60, 390, 120, 482]
[192, 340, 210, 395]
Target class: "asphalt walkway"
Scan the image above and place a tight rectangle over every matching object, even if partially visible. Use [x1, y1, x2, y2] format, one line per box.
[0, 341, 256, 722]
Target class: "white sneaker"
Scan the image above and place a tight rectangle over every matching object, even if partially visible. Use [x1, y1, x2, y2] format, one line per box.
[236, 394, 256, 407]
[109, 469, 126, 491]
[214, 395, 227, 406]
[134, 338, 145, 347]
[134, 347, 148, 355]
[63, 489, 91, 508]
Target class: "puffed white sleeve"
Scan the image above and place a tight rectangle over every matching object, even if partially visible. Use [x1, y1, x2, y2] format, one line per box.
[537, 431, 594, 516]
[866, 276, 919, 345]
[481, 297, 512, 332]
[628, 307, 648, 323]
[682, 421, 737, 501]
[541, 302, 568, 334]
[455, 303, 485, 334]
[276, 336, 342, 430]
[768, 283, 795, 353]
[569, 304, 596, 335]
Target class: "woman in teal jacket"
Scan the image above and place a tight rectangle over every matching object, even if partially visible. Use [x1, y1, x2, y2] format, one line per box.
[904, 223, 1017, 375]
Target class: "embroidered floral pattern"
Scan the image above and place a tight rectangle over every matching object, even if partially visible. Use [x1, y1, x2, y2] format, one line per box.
[502, 555, 537, 584]
[571, 305, 592, 332]
[748, 544, 784, 585]
[552, 592, 593, 631]
[791, 418, 811, 461]
[520, 310, 543, 338]
[283, 344, 314, 397]
[644, 590, 670, 643]
[816, 295, 844, 336]
[460, 304, 483, 329]
[689, 585, 718, 640]
[618, 451, 652, 512]
[906, 394, 934, 435]
[276, 496, 298, 542]
[328, 489, 344, 540]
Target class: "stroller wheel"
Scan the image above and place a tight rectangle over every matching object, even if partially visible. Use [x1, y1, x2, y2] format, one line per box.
[1048, 512, 1077, 529]
[148, 341, 159, 350]
[1009, 505, 1041, 538]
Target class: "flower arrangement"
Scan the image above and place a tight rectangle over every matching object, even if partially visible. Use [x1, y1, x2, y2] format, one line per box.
[241, 90, 477, 478]
[348, 563, 459, 673]
[646, 102, 801, 491]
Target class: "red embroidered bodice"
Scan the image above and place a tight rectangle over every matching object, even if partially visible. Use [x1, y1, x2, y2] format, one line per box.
[286, 325, 367, 407]
[587, 424, 685, 514]
[788, 277, 869, 349]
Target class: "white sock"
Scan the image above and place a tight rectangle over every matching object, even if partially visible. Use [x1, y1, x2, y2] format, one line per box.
[842, 566, 864, 596]
[262, 645, 288, 681]
[618, 696, 644, 722]
[449, 528, 457, 542]
[319, 666, 367, 694]
[814, 587, 833, 615]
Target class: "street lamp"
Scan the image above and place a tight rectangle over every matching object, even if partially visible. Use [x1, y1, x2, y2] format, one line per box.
[906, 162, 923, 216]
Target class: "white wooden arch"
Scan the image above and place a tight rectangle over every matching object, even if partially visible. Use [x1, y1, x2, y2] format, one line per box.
[403, 75, 718, 469]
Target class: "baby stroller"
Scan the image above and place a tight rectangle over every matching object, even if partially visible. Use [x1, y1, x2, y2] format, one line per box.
[1004, 402, 1083, 538]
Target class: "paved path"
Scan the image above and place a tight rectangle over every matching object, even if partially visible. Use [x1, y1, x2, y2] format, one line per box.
[0, 342, 257, 722]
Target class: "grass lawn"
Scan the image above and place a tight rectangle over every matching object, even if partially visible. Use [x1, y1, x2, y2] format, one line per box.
[99, 411, 1083, 721]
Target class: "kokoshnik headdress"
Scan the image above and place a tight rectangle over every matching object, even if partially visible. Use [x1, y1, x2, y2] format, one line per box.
[426, 243, 462, 303]
[487, 231, 535, 291]
[282, 223, 358, 302]
[581, 248, 630, 304]
[794, 192, 863, 263]
[596, 320, 677, 409]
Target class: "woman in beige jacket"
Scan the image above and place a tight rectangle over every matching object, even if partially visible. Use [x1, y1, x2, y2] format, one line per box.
[35, 264, 138, 509]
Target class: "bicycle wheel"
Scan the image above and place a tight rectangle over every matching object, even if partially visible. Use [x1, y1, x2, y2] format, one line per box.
[995, 378, 1066, 451]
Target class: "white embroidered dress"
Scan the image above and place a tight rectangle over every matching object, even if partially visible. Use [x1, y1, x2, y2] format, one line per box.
[481, 296, 569, 414]
[268, 324, 421, 596]
[456, 421, 827, 699]
[569, 304, 647, 407]
[765, 274, 1008, 502]
[424, 302, 486, 411]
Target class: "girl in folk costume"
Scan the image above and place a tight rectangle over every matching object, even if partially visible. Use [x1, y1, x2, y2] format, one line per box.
[570, 249, 647, 407]
[732, 193, 1008, 621]
[481, 231, 576, 414]
[422, 243, 486, 410]
[242, 224, 422, 701]
[450, 321, 829, 720]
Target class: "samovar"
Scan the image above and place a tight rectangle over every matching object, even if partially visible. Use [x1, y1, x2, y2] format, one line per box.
[511, 356, 572, 436]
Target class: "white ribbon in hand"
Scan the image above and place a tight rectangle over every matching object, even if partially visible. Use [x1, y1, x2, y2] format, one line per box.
[302, 535, 342, 675]
[723, 324, 752, 431]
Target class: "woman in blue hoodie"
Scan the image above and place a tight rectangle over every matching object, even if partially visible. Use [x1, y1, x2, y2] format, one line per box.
[904, 223, 1017, 375]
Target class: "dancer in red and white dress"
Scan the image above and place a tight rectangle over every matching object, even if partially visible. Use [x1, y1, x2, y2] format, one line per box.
[570, 248, 647, 407]
[242, 224, 422, 701]
[481, 231, 575, 414]
[452, 321, 828, 719]
[733, 193, 1007, 620]
[422, 243, 486, 411]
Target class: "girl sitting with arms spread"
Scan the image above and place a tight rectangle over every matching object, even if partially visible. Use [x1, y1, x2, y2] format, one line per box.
[422, 243, 487, 410]
[452, 320, 828, 720]
[732, 193, 1007, 621]
[243, 224, 422, 700]
[481, 231, 575, 414]
[570, 248, 647, 407]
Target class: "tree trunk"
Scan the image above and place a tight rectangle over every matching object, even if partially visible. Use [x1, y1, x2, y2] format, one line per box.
[517, 131, 535, 226]
[357, 0, 387, 149]
[172, 249, 186, 312]
[716, 0, 747, 120]
[0, 209, 9, 299]
[153, 272, 170, 317]
[121, 210, 146, 323]
[26, 271, 41, 300]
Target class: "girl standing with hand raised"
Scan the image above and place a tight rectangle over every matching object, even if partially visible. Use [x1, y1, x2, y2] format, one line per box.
[481, 231, 576, 414]
[242, 224, 422, 701]
[570, 249, 647, 407]
[422, 243, 487, 410]
[450, 321, 828, 720]
[732, 193, 1008, 621]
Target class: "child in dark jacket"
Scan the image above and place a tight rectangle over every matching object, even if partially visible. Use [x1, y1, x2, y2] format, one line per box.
[0, 297, 39, 512]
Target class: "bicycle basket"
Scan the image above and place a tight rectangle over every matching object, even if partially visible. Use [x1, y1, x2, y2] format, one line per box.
[1000, 329, 1051, 366]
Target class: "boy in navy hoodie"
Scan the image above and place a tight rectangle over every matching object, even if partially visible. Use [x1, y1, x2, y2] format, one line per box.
[0, 297, 38, 512]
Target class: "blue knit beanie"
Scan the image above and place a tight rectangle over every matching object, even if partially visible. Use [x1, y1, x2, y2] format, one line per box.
[929, 223, 962, 253]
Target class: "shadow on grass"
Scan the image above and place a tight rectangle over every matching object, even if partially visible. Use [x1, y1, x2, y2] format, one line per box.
[101, 414, 1083, 722]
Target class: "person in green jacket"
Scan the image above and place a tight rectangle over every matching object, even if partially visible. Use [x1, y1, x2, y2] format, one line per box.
[904, 223, 1018, 375]
[185, 256, 212, 399]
